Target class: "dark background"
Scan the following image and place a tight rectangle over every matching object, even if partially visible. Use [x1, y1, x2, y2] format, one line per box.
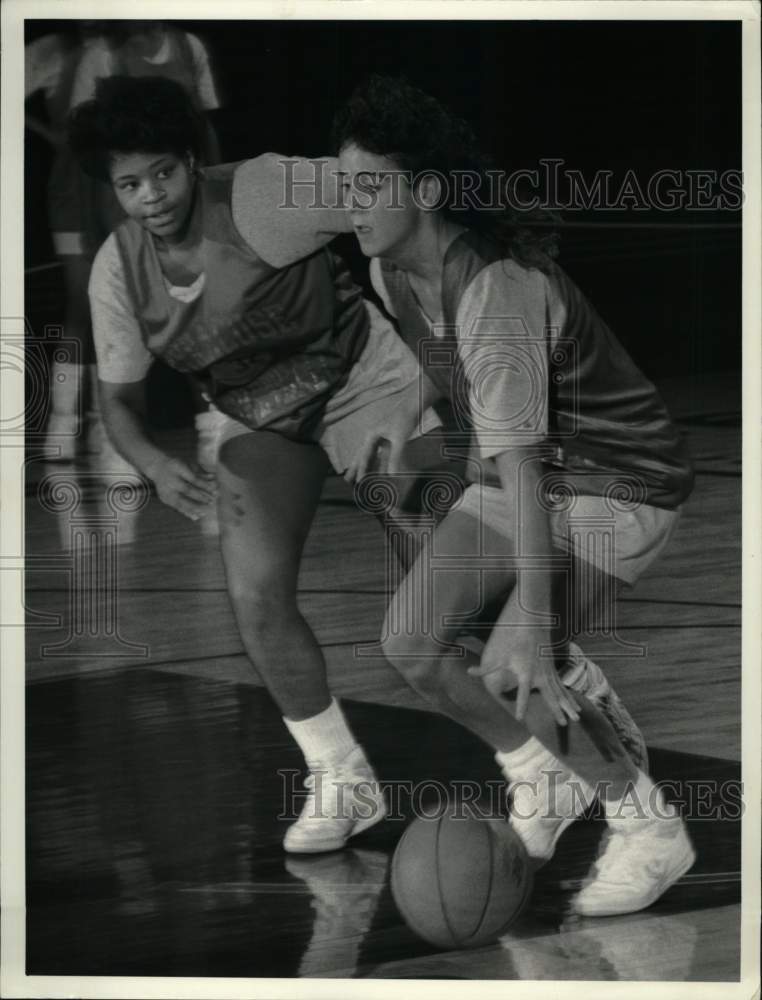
[25, 19, 742, 404]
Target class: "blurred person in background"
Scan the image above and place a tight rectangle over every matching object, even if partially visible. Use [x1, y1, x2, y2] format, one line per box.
[27, 20, 223, 474]
[26, 23, 104, 460]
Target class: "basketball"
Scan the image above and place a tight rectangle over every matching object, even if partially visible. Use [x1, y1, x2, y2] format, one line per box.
[391, 810, 533, 949]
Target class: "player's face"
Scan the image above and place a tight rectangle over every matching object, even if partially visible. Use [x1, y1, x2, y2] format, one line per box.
[338, 143, 421, 261]
[109, 151, 195, 242]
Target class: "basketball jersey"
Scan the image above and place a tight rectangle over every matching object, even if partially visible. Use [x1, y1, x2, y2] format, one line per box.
[378, 231, 694, 510]
[114, 163, 369, 438]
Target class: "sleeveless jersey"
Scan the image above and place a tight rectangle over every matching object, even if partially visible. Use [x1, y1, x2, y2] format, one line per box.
[114, 162, 369, 438]
[379, 231, 693, 510]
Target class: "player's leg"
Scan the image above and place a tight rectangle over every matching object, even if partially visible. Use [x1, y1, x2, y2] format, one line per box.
[217, 428, 331, 717]
[44, 149, 105, 461]
[379, 508, 641, 781]
[44, 249, 92, 460]
[380, 501, 641, 863]
[376, 452, 648, 777]
[382, 470, 651, 765]
[216, 427, 385, 853]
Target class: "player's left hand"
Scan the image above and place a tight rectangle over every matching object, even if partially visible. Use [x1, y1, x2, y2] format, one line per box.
[469, 631, 580, 727]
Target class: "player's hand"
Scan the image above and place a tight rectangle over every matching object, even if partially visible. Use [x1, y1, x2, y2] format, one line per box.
[468, 632, 580, 727]
[148, 457, 218, 521]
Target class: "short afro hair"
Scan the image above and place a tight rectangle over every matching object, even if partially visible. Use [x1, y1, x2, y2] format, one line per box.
[68, 75, 205, 181]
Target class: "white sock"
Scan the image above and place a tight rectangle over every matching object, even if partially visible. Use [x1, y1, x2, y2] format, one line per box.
[495, 736, 550, 777]
[496, 736, 599, 811]
[284, 698, 359, 768]
[603, 769, 678, 824]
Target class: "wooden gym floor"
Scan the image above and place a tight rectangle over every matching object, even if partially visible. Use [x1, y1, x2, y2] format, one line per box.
[22, 370, 742, 982]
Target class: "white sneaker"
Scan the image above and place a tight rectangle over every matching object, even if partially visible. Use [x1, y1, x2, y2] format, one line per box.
[572, 790, 696, 917]
[283, 747, 387, 854]
[505, 754, 597, 865]
[562, 644, 649, 772]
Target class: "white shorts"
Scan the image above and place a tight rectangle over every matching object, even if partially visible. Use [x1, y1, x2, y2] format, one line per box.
[455, 484, 681, 586]
[209, 300, 441, 473]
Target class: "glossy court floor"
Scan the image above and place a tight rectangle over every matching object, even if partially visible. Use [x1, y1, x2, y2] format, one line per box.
[22, 372, 742, 982]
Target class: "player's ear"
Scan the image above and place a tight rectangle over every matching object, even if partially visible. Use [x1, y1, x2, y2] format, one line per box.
[415, 171, 446, 211]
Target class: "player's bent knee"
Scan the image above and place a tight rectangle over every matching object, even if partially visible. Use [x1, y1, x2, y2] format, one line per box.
[405, 661, 443, 698]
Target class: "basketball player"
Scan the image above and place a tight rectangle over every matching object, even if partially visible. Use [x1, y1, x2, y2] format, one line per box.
[334, 75, 696, 916]
[69, 20, 224, 485]
[26, 25, 102, 460]
[68, 75, 442, 854]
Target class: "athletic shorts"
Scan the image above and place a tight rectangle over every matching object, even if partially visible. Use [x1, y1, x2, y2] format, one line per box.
[455, 484, 681, 586]
[211, 300, 441, 472]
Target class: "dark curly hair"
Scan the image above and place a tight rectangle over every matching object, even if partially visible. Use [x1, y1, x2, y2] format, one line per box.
[332, 75, 560, 270]
[68, 75, 205, 181]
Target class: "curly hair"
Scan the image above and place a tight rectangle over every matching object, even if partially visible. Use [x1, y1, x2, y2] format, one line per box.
[332, 75, 560, 270]
[68, 75, 205, 181]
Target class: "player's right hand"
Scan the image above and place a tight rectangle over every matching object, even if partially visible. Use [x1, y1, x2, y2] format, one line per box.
[470, 629, 580, 728]
[150, 457, 217, 521]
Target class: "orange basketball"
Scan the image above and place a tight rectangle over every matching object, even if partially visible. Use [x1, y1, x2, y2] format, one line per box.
[391, 811, 533, 949]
